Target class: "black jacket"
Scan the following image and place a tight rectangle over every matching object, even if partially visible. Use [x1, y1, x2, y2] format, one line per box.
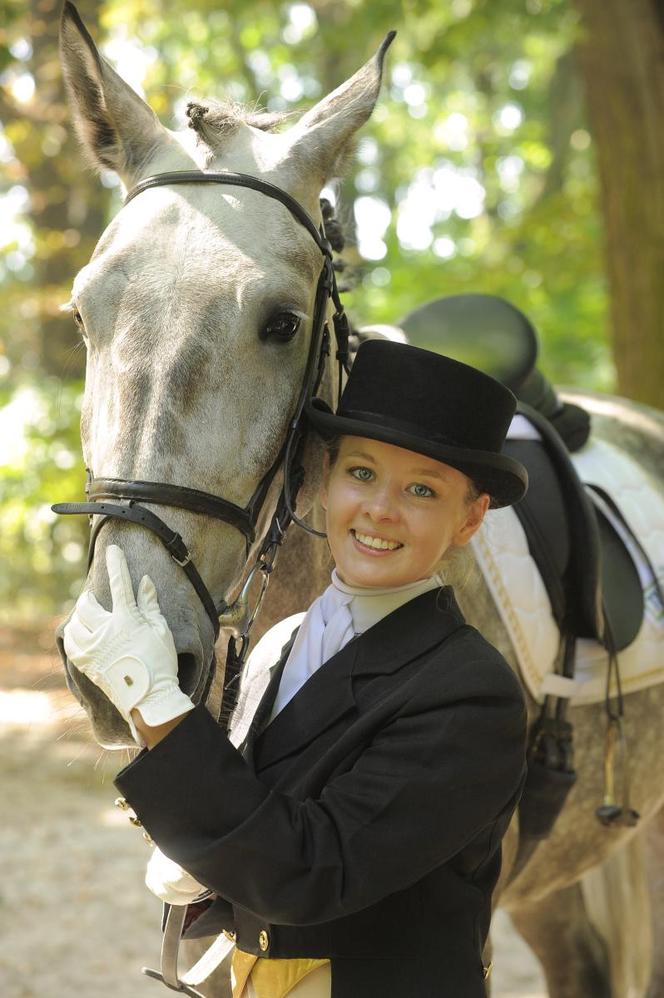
[115, 587, 527, 997]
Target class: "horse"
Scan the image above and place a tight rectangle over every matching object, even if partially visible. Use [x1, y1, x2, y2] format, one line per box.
[55, 5, 664, 996]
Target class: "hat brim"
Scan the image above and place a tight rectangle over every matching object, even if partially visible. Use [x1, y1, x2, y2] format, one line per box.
[305, 397, 528, 508]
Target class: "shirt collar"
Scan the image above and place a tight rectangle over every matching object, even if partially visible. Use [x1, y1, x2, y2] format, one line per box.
[331, 567, 443, 634]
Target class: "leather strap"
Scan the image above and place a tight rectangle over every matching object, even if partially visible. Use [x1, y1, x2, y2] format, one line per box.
[52, 500, 221, 638]
[123, 170, 332, 259]
[87, 478, 256, 543]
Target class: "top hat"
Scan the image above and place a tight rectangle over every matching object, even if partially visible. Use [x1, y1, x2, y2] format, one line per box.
[305, 340, 528, 508]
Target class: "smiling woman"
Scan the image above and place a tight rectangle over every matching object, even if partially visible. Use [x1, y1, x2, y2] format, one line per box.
[320, 436, 488, 588]
[65, 337, 530, 998]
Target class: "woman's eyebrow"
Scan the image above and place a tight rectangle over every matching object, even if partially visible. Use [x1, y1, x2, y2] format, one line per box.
[410, 467, 446, 480]
[345, 451, 377, 463]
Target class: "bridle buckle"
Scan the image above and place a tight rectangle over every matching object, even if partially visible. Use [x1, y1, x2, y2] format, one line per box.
[171, 550, 192, 568]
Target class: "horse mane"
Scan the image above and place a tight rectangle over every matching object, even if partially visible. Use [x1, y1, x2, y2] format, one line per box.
[185, 98, 291, 145]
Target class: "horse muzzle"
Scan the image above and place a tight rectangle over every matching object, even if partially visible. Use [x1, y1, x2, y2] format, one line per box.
[55, 616, 214, 749]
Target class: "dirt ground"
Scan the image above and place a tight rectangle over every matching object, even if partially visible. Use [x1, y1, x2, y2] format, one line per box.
[0, 623, 547, 998]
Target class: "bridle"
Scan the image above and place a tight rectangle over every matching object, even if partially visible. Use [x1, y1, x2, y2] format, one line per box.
[53, 170, 350, 717]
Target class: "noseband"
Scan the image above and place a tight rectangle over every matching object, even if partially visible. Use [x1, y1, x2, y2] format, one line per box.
[53, 170, 350, 709]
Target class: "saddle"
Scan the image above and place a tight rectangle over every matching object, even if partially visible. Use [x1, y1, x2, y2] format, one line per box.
[505, 399, 645, 652]
[398, 293, 646, 652]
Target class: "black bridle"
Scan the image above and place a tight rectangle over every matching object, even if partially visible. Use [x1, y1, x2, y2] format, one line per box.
[53, 170, 350, 714]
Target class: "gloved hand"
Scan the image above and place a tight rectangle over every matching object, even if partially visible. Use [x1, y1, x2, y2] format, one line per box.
[63, 545, 195, 745]
[145, 846, 210, 905]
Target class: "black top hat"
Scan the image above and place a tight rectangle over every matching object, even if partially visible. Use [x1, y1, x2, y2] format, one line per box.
[305, 340, 528, 508]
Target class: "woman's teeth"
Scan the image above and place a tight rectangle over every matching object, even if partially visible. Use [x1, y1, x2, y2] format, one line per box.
[353, 530, 402, 551]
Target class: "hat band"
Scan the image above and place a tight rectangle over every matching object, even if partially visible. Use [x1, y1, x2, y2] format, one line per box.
[339, 407, 490, 454]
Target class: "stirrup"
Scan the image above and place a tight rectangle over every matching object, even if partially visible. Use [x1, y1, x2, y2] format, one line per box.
[142, 904, 235, 996]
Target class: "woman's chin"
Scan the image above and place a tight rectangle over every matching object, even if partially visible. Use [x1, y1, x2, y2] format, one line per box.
[335, 555, 409, 589]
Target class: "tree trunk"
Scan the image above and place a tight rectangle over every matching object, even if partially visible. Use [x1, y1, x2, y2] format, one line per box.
[574, 0, 664, 408]
[0, 0, 109, 380]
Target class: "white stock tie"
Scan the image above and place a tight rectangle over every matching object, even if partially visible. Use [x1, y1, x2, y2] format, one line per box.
[269, 583, 355, 719]
[320, 585, 355, 665]
[269, 570, 443, 721]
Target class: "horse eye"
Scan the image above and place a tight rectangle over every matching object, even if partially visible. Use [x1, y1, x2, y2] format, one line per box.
[72, 308, 85, 331]
[262, 312, 302, 342]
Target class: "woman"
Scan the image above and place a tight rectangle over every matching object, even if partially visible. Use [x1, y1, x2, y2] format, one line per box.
[64, 340, 529, 997]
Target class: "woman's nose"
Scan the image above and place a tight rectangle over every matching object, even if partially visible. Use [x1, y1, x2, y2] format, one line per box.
[364, 486, 399, 522]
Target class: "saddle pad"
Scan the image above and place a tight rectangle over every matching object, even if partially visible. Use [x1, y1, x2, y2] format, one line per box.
[471, 431, 664, 705]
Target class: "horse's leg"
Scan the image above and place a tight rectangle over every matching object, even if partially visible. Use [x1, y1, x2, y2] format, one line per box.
[644, 804, 664, 998]
[509, 882, 611, 998]
[580, 833, 651, 997]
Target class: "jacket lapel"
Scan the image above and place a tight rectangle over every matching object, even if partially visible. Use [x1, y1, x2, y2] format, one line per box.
[253, 587, 466, 772]
[252, 637, 360, 772]
[351, 586, 466, 676]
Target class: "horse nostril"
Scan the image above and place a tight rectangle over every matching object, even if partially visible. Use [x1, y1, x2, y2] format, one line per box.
[177, 653, 198, 696]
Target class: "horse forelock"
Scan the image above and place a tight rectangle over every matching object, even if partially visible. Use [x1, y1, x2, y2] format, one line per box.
[185, 97, 292, 149]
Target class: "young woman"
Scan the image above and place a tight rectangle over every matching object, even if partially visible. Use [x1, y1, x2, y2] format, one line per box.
[64, 340, 529, 998]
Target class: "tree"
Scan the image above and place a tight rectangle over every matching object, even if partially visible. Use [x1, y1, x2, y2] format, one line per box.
[1, 0, 109, 380]
[574, 0, 664, 407]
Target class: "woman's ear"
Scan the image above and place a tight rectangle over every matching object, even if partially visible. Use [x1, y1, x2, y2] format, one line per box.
[452, 493, 490, 547]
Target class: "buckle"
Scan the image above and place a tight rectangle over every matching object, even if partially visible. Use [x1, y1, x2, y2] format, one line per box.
[166, 532, 191, 567]
[171, 550, 192, 568]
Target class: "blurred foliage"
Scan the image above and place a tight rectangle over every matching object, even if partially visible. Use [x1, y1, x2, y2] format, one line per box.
[0, 377, 88, 621]
[0, 0, 617, 619]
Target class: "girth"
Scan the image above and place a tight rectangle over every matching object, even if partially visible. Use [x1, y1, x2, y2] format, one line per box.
[53, 170, 350, 645]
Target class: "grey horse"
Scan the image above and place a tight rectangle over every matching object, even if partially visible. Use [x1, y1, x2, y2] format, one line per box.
[56, 4, 664, 995]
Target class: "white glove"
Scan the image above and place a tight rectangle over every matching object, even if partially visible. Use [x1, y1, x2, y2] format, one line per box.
[63, 545, 195, 744]
[145, 846, 210, 905]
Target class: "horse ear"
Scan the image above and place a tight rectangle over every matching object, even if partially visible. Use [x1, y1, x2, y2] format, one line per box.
[289, 31, 395, 182]
[59, 2, 167, 182]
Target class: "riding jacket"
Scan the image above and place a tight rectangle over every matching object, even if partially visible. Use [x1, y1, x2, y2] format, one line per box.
[114, 586, 527, 997]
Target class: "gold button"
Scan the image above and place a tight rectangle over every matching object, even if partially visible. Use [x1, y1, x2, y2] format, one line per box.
[483, 962, 493, 980]
[129, 815, 143, 827]
[258, 929, 269, 952]
[223, 930, 236, 942]
[114, 796, 130, 810]
[142, 831, 154, 845]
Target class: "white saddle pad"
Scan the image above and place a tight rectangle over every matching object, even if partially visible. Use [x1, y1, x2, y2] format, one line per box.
[471, 419, 664, 705]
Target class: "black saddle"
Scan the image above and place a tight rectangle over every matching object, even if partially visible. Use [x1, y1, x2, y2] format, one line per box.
[399, 294, 646, 651]
[504, 405, 643, 650]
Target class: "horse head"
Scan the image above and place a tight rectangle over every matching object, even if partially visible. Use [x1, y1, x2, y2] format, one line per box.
[56, 1, 392, 747]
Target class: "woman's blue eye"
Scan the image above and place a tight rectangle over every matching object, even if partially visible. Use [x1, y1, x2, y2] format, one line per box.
[349, 466, 374, 482]
[409, 482, 435, 498]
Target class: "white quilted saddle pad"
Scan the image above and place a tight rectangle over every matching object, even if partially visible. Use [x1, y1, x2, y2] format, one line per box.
[471, 417, 664, 705]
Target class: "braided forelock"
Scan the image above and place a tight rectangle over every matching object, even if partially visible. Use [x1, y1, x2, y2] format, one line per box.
[185, 97, 292, 147]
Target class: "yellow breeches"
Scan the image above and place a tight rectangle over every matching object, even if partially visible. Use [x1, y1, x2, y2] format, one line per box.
[231, 950, 330, 998]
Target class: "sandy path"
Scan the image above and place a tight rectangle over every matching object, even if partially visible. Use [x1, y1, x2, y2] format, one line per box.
[0, 624, 547, 997]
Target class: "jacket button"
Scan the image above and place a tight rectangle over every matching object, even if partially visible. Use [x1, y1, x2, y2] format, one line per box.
[258, 929, 269, 952]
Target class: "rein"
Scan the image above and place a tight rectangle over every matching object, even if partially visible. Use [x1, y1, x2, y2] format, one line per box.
[53, 169, 350, 718]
